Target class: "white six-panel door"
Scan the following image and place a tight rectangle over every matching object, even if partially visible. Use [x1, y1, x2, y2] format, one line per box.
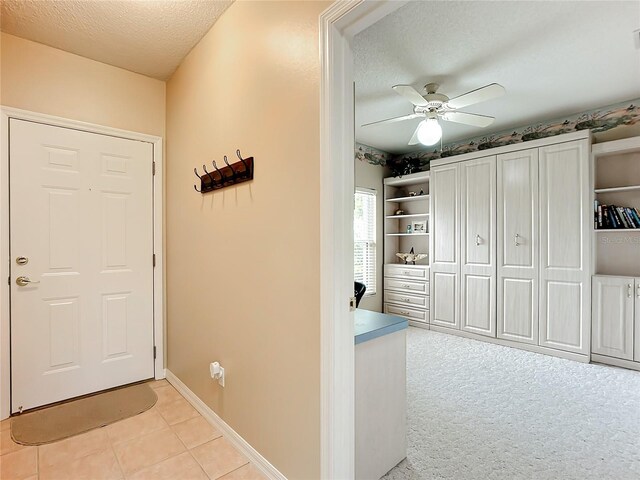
[497, 149, 539, 344]
[538, 140, 590, 354]
[10, 119, 154, 412]
[591, 276, 634, 360]
[430, 164, 460, 329]
[460, 156, 496, 337]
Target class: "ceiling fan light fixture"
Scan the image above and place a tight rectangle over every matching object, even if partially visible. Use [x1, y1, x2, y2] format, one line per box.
[417, 118, 442, 146]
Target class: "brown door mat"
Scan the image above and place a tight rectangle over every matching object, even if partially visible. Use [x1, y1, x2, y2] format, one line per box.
[10, 382, 157, 445]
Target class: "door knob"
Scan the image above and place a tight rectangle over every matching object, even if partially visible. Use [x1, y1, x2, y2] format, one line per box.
[16, 276, 40, 287]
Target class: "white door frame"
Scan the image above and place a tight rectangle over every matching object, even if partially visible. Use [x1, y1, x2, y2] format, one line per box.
[319, 1, 407, 478]
[0, 106, 165, 419]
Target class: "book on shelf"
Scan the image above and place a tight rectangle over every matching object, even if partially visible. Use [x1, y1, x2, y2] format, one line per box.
[594, 202, 640, 229]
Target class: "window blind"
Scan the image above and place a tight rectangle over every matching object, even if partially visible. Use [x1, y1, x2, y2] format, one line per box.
[354, 188, 376, 296]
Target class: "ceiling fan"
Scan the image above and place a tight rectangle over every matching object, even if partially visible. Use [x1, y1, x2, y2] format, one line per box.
[362, 82, 506, 146]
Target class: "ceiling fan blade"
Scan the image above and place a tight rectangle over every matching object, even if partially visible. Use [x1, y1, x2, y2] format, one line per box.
[447, 83, 505, 109]
[408, 123, 422, 145]
[441, 111, 495, 127]
[361, 113, 421, 128]
[392, 85, 429, 107]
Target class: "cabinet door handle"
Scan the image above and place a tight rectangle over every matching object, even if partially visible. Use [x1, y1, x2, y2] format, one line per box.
[637, 283, 640, 298]
[514, 233, 520, 247]
[475, 234, 481, 246]
[628, 283, 633, 298]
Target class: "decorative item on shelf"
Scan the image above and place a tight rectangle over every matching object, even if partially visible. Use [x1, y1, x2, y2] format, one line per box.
[409, 191, 417, 197]
[193, 149, 254, 193]
[394, 208, 405, 216]
[406, 225, 413, 234]
[396, 247, 428, 265]
[411, 220, 427, 234]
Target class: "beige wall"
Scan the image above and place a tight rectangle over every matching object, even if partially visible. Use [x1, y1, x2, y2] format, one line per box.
[0, 32, 165, 137]
[165, 2, 328, 478]
[355, 159, 388, 312]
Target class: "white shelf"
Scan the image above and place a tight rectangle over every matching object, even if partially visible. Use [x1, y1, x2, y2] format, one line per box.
[385, 213, 429, 219]
[594, 185, 640, 194]
[594, 229, 640, 232]
[385, 195, 429, 203]
[386, 233, 429, 237]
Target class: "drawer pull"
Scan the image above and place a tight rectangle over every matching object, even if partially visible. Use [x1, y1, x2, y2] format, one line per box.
[404, 298, 411, 302]
[403, 271, 411, 275]
[403, 284, 411, 288]
[401, 311, 410, 315]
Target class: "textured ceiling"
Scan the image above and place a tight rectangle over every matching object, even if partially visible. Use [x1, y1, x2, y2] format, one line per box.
[354, 1, 640, 154]
[0, 0, 233, 80]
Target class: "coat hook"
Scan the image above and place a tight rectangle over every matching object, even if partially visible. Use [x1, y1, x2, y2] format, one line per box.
[194, 168, 202, 192]
[236, 149, 250, 178]
[212, 160, 224, 185]
[202, 164, 216, 190]
[223, 155, 237, 182]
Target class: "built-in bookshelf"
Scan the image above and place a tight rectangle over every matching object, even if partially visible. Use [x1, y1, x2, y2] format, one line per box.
[592, 136, 640, 276]
[383, 171, 430, 265]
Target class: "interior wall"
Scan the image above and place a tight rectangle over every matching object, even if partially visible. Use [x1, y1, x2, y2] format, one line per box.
[0, 32, 165, 137]
[165, 2, 328, 478]
[355, 158, 388, 312]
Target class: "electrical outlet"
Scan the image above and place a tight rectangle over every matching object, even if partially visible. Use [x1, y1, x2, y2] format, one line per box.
[218, 366, 225, 387]
[209, 362, 225, 387]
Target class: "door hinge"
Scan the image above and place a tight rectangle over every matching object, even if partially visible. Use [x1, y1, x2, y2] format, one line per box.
[153, 346, 157, 359]
[152, 161, 156, 176]
[153, 253, 156, 267]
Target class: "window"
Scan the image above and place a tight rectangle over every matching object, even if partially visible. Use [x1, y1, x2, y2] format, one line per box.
[354, 188, 376, 296]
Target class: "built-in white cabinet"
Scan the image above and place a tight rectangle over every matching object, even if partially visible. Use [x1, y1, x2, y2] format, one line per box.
[496, 149, 538, 344]
[459, 156, 496, 337]
[383, 172, 430, 327]
[430, 164, 459, 329]
[538, 141, 590, 355]
[590, 136, 640, 371]
[591, 276, 635, 360]
[429, 131, 592, 361]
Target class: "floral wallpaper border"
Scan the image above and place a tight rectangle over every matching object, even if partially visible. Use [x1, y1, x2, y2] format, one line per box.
[356, 98, 640, 172]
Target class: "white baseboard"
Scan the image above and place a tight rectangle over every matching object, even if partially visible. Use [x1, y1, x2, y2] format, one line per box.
[165, 369, 287, 480]
[428, 324, 590, 364]
[591, 354, 640, 372]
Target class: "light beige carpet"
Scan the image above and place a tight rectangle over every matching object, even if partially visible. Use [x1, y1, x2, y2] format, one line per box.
[11, 383, 157, 445]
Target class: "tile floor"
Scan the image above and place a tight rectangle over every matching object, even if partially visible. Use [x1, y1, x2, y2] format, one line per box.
[0, 380, 267, 480]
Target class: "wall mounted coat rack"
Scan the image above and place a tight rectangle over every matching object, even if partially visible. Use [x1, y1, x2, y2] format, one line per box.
[194, 150, 254, 193]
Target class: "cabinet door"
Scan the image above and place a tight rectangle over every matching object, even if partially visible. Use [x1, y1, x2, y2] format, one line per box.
[635, 279, 640, 362]
[497, 149, 539, 344]
[460, 156, 496, 337]
[538, 140, 590, 354]
[430, 163, 460, 329]
[592, 276, 634, 360]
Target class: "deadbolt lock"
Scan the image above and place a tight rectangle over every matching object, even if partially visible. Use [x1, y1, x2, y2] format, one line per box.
[16, 256, 28, 266]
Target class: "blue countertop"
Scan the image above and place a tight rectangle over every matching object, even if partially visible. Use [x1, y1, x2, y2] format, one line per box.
[354, 309, 408, 345]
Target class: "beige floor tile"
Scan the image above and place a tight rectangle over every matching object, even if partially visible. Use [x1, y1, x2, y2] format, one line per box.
[22, 476, 38, 480]
[112, 428, 185, 476]
[105, 409, 168, 444]
[0, 419, 11, 432]
[148, 379, 169, 390]
[0, 447, 37, 480]
[155, 397, 200, 425]
[191, 437, 248, 480]
[153, 385, 183, 407]
[39, 426, 110, 468]
[0, 429, 28, 456]
[40, 448, 123, 480]
[218, 464, 268, 480]
[127, 451, 208, 480]
[171, 416, 222, 449]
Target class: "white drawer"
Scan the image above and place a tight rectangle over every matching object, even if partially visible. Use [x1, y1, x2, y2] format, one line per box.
[385, 291, 428, 309]
[384, 264, 428, 280]
[385, 303, 429, 323]
[384, 277, 428, 295]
